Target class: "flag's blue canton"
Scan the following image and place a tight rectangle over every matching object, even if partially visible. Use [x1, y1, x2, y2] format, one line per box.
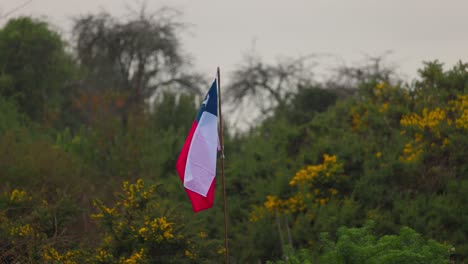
[195, 80, 217, 121]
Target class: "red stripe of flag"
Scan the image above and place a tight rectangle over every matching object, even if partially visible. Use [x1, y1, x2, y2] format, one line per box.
[176, 121, 215, 212]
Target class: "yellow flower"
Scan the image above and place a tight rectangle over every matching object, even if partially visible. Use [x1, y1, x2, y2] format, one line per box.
[217, 247, 226, 255]
[376, 82, 386, 90]
[378, 102, 389, 113]
[284, 193, 305, 213]
[163, 230, 174, 239]
[264, 195, 280, 212]
[329, 188, 338, 196]
[91, 213, 104, 219]
[138, 217, 174, 242]
[138, 227, 148, 236]
[10, 224, 34, 237]
[185, 250, 195, 259]
[104, 207, 115, 214]
[9, 189, 28, 202]
[400, 142, 423, 163]
[442, 138, 450, 148]
[249, 205, 267, 222]
[319, 198, 328, 205]
[400, 107, 446, 137]
[122, 248, 144, 264]
[323, 154, 337, 164]
[42, 247, 61, 261]
[414, 133, 423, 143]
[95, 249, 113, 262]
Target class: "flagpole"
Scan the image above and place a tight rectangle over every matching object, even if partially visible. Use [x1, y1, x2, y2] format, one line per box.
[217, 66, 229, 264]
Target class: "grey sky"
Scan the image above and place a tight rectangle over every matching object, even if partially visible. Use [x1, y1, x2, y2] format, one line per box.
[1, 0, 468, 81]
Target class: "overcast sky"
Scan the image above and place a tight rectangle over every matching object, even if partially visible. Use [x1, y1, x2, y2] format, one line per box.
[1, 0, 468, 81]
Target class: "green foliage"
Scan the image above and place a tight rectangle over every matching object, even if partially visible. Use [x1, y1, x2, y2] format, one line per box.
[0, 188, 85, 263]
[416, 61, 468, 105]
[281, 86, 338, 125]
[0, 128, 88, 191]
[243, 61, 467, 262]
[0, 17, 77, 122]
[267, 246, 315, 264]
[84, 179, 221, 264]
[90, 179, 193, 263]
[0, 96, 28, 133]
[269, 223, 451, 264]
[320, 222, 451, 264]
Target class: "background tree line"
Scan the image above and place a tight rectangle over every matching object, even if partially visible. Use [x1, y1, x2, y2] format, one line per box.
[0, 8, 466, 264]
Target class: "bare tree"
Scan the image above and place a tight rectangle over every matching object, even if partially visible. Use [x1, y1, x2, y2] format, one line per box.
[70, 6, 205, 130]
[226, 54, 316, 125]
[72, 7, 202, 107]
[325, 52, 399, 91]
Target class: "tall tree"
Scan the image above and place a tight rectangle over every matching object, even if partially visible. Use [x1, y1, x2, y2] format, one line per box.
[72, 8, 201, 108]
[0, 17, 77, 121]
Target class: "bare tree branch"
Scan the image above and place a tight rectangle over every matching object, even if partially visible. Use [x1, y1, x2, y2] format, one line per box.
[0, 0, 32, 20]
[72, 7, 200, 106]
[226, 54, 316, 122]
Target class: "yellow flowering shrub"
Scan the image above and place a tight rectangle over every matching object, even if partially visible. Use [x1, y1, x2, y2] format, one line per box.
[290, 154, 344, 204]
[249, 205, 268, 222]
[400, 142, 424, 163]
[0, 188, 87, 263]
[42, 247, 82, 264]
[137, 217, 174, 242]
[290, 154, 340, 187]
[375, 82, 386, 90]
[351, 108, 367, 132]
[350, 82, 412, 134]
[90, 178, 196, 263]
[399, 95, 468, 163]
[8, 189, 30, 202]
[378, 102, 389, 113]
[9, 224, 35, 238]
[251, 154, 346, 221]
[121, 248, 144, 264]
[121, 178, 156, 209]
[95, 249, 114, 263]
[262, 193, 306, 216]
[400, 107, 447, 138]
[449, 94, 468, 130]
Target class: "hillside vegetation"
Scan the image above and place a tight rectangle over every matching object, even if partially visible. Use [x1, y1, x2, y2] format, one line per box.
[0, 15, 466, 263]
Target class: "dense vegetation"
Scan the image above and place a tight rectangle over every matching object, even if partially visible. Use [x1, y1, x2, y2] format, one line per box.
[0, 13, 466, 263]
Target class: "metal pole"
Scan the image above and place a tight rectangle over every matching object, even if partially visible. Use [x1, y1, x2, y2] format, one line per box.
[217, 67, 229, 264]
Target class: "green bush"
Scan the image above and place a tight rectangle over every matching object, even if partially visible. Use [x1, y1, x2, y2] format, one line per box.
[320, 222, 452, 264]
[269, 222, 452, 264]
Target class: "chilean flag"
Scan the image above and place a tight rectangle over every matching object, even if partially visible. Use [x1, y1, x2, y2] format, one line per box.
[176, 79, 218, 212]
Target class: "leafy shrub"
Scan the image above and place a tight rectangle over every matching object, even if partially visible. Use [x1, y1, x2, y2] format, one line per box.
[320, 222, 452, 264]
[89, 179, 221, 264]
[269, 222, 452, 264]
